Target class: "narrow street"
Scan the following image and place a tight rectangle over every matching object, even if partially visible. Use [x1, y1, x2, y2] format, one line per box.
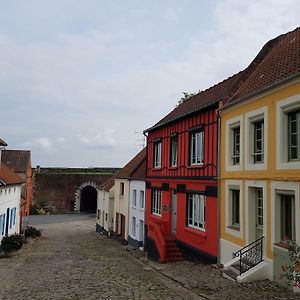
[0, 215, 299, 300]
[0, 215, 201, 300]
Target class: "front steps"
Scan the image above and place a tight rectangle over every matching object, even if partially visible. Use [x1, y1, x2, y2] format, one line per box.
[162, 235, 184, 263]
[222, 257, 268, 283]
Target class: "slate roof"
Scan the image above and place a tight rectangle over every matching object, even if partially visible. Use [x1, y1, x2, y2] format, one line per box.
[114, 148, 146, 180]
[1, 150, 31, 173]
[224, 27, 300, 107]
[100, 178, 115, 192]
[144, 27, 300, 132]
[0, 162, 24, 185]
[0, 138, 7, 147]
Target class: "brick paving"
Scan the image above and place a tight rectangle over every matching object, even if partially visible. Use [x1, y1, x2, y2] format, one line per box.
[0, 215, 299, 299]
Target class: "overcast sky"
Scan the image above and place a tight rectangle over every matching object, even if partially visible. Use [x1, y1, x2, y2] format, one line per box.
[1, 0, 299, 168]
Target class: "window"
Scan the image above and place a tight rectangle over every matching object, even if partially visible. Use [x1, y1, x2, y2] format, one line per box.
[105, 213, 108, 221]
[120, 182, 124, 196]
[253, 120, 264, 163]
[232, 126, 240, 165]
[153, 140, 162, 168]
[1, 214, 5, 236]
[280, 194, 295, 241]
[133, 189, 137, 207]
[140, 190, 144, 209]
[151, 189, 162, 216]
[132, 217, 136, 236]
[187, 194, 205, 231]
[97, 209, 100, 219]
[190, 130, 204, 165]
[288, 110, 300, 161]
[230, 189, 240, 228]
[170, 135, 178, 167]
[256, 188, 263, 229]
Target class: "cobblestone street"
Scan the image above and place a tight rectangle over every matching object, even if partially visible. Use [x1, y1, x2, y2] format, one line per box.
[0, 215, 299, 300]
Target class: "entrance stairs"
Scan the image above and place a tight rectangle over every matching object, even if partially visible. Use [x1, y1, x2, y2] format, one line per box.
[163, 235, 184, 263]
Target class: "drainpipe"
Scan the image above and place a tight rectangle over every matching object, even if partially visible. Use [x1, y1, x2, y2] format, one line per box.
[217, 108, 221, 265]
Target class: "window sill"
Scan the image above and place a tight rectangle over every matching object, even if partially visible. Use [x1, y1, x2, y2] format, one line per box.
[184, 226, 206, 237]
[168, 166, 179, 170]
[274, 242, 290, 250]
[227, 225, 240, 232]
[187, 164, 204, 169]
[152, 167, 162, 171]
[151, 213, 162, 219]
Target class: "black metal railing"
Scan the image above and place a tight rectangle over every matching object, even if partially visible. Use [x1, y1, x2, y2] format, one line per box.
[234, 236, 264, 276]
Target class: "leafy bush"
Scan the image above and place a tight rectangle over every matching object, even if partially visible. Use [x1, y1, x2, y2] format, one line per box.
[1, 234, 24, 253]
[282, 240, 300, 288]
[25, 226, 41, 238]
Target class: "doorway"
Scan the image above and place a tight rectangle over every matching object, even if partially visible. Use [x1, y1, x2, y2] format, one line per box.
[80, 186, 97, 213]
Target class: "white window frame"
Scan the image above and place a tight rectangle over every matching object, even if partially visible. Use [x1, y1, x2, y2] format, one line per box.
[189, 130, 204, 165]
[152, 189, 162, 216]
[170, 135, 178, 167]
[226, 115, 243, 171]
[276, 94, 300, 169]
[245, 107, 268, 170]
[153, 140, 162, 168]
[132, 189, 137, 207]
[271, 181, 300, 246]
[139, 190, 144, 209]
[187, 193, 206, 231]
[225, 180, 243, 238]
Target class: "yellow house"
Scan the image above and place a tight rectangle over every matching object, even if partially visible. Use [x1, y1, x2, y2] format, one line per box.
[219, 27, 300, 291]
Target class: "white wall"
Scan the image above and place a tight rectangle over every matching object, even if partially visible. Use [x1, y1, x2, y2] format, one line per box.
[128, 180, 145, 244]
[0, 185, 21, 239]
[96, 185, 114, 233]
[113, 179, 130, 239]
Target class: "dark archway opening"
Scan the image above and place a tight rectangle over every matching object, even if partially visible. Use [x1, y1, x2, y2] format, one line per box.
[80, 186, 97, 213]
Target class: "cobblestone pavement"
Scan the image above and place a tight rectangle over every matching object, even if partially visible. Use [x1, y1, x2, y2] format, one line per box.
[127, 248, 300, 300]
[0, 215, 299, 300]
[0, 215, 202, 300]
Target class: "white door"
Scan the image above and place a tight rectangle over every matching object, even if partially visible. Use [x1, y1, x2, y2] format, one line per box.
[172, 190, 177, 234]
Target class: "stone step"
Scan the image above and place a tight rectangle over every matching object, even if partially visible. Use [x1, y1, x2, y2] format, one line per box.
[222, 269, 238, 281]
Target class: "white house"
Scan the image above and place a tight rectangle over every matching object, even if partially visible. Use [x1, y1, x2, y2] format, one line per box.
[96, 179, 114, 236]
[113, 148, 146, 243]
[0, 140, 24, 242]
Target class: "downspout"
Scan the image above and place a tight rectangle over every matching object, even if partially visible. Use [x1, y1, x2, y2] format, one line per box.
[217, 108, 221, 265]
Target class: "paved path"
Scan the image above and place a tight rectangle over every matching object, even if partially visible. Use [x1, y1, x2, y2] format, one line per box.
[0, 215, 299, 299]
[0, 215, 202, 300]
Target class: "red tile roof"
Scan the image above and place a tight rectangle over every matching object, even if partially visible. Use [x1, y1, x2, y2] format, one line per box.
[224, 27, 300, 107]
[115, 148, 146, 180]
[144, 27, 300, 132]
[144, 71, 243, 132]
[0, 162, 24, 185]
[100, 178, 114, 192]
[1, 150, 31, 173]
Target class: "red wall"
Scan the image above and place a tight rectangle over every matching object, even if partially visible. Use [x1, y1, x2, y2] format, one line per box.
[147, 108, 218, 179]
[146, 106, 218, 258]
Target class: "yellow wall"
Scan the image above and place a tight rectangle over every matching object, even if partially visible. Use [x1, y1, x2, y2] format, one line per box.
[220, 80, 300, 259]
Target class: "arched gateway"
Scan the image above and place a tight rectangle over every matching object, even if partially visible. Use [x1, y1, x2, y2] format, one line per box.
[75, 182, 98, 213]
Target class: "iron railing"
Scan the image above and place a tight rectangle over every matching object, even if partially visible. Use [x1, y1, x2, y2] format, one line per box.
[234, 236, 264, 275]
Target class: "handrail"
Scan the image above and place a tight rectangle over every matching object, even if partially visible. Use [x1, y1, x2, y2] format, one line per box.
[234, 236, 264, 276]
[148, 221, 167, 262]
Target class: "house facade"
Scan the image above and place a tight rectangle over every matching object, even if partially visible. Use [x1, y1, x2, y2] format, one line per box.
[220, 27, 300, 291]
[96, 179, 114, 236]
[113, 148, 146, 242]
[0, 143, 24, 241]
[128, 160, 146, 248]
[143, 73, 243, 263]
[1, 150, 32, 232]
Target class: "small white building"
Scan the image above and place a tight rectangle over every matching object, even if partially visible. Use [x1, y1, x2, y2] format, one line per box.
[113, 148, 146, 243]
[0, 160, 24, 241]
[96, 179, 114, 236]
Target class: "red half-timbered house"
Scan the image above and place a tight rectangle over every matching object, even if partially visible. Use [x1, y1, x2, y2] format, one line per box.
[143, 73, 243, 263]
